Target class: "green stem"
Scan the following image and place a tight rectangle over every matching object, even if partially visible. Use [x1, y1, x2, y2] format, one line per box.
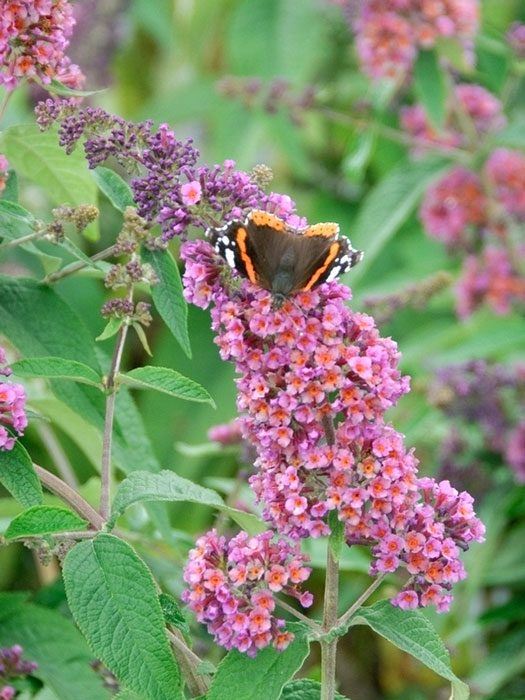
[337, 575, 386, 629]
[44, 244, 116, 284]
[167, 630, 211, 697]
[34, 464, 104, 529]
[321, 547, 339, 700]
[0, 230, 42, 251]
[99, 315, 130, 522]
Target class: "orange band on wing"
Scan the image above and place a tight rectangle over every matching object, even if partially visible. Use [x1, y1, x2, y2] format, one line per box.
[248, 210, 286, 231]
[236, 227, 258, 284]
[304, 222, 339, 239]
[301, 242, 340, 291]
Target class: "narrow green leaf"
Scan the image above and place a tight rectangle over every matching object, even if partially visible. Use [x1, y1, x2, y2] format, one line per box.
[4, 505, 87, 539]
[349, 158, 450, 285]
[0, 441, 43, 508]
[0, 125, 99, 240]
[120, 366, 215, 406]
[109, 469, 262, 533]
[0, 200, 36, 241]
[207, 623, 309, 700]
[96, 317, 123, 341]
[11, 357, 102, 388]
[47, 79, 106, 98]
[0, 595, 109, 699]
[159, 592, 191, 643]
[142, 249, 191, 358]
[469, 627, 525, 696]
[281, 679, 347, 699]
[63, 534, 183, 700]
[132, 322, 153, 357]
[349, 601, 469, 699]
[413, 49, 448, 128]
[92, 167, 134, 212]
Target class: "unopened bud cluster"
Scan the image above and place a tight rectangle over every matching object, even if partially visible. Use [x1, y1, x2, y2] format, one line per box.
[101, 208, 156, 326]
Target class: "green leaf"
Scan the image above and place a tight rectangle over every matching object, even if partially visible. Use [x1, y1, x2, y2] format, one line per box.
[349, 158, 450, 285]
[47, 79, 106, 98]
[1, 171, 18, 201]
[0, 441, 43, 508]
[96, 317, 123, 342]
[349, 601, 469, 699]
[469, 628, 525, 696]
[0, 200, 36, 241]
[92, 167, 134, 212]
[0, 124, 98, 240]
[63, 534, 183, 700]
[413, 49, 448, 128]
[159, 592, 191, 643]
[207, 623, 309, 700]
[132, 322, 153, 357]
[11, 357, 102, 388]
[4, 505, 87, 539]
[120, 366, 215, 406]
[142, 248, 191, 358]
[109, 469, 263, 533]
[281, 679, 347, 699]
[0, 595, 109, 699]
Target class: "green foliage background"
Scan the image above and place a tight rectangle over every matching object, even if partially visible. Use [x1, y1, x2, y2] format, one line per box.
[1, 1, 525, 698]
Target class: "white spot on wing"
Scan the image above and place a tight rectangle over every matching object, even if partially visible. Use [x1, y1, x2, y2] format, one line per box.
[225, 248, 236, 268]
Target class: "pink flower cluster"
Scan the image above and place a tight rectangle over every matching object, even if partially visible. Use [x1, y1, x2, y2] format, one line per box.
[420, 167, 486, 247]
[0, 347, 27, 451]
[506, 421, 525, 483]
[0, 0, 84, 91]
[456, 247, 525, 319]
[353, 0, 479, 80]
[401, 84, 505, 154]
[181, 239, 484, 614]
[182, 529, 312, 657]
[388, 478, 485, 611]
[420, 150, 525, 317]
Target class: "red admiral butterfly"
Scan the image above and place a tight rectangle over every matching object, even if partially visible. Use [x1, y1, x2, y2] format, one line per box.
[207, 210, 363, 304]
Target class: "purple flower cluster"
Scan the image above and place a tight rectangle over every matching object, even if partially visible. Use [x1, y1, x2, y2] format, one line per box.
[419, 148, 525, 317]
[350, 0, 479, 80]
[401, 84, 505, 154]
[0, 0, 84, 91]
[430, 360, 525, 483]
[182, 529, 312, 656]
[35, 101, 302, 241]
[0, 644, 37, 699]
[0, 348, 27, 452]
[507, 22, 525, 58]
[181, 239, 484, 615]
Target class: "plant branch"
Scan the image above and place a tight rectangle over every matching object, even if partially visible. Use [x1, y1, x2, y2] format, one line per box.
[321, 547, 339, 700]
[44, 244, 116, 284]
[168, 630, 211, 696]
[321, 413, 339, 700]
[337, 574, 386, 629]
[320, 107, 472, 163]
[34, 464, 104, 529]
[0, 230, 42, 251]
[99, 317, 130, 522]
[276, 598, 323, 632]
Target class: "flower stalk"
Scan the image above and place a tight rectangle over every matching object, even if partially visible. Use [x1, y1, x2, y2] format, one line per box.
[321, 547, 340, 700]
[99, 316, 130, 522]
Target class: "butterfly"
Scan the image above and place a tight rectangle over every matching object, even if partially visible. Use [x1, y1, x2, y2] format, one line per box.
[207, 210, 363, 305]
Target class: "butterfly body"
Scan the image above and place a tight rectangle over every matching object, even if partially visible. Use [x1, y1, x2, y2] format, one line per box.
[208, 210, 363, 303]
